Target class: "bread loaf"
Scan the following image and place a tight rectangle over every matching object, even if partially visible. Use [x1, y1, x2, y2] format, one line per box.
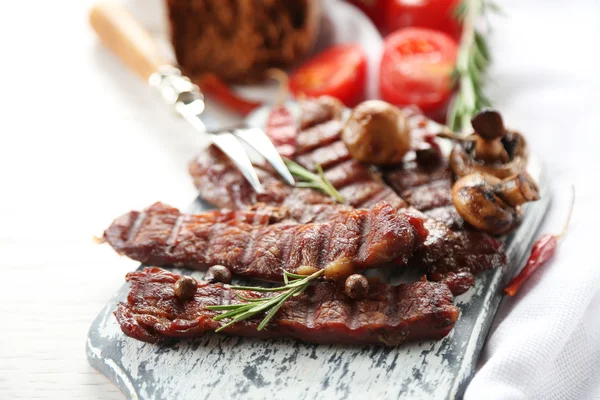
[166, 0, 321, 83]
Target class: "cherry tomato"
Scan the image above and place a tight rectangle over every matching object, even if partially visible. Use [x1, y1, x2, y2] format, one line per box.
[385, 0, 462, 40]
[379, 28, 458, 119]
[346, 0, 388, 29]
[289, 44, 367, 107]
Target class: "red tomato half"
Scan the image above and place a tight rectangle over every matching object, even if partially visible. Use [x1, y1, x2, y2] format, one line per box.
[379, 28, 458, 119]
[289, 44, 368, 107]
[385, 0, 462, 40]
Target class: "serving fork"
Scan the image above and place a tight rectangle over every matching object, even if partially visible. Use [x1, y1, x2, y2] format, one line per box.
[89, 2, 294, 193]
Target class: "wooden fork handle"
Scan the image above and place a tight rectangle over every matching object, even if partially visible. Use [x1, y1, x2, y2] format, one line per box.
[89, 2, 163, 81]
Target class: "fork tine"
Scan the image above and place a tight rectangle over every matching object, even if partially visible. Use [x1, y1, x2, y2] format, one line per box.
[233, 127, 295, 186]
[211, 132, 265, 194]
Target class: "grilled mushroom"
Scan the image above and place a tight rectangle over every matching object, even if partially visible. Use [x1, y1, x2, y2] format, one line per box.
[342, 100, 411, 165]
[452, 172, 540, 235]
[449, 109, 528, 179]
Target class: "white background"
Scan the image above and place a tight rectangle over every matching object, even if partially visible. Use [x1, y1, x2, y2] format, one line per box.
[0, 0, 599, 399]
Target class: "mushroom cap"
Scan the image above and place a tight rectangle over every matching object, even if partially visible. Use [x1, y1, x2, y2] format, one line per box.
[449, 130, 529, 179]
[452, 173, 515, 235]
[342, 100, 411, 165]
[495, 171, 540, 207]
[471, 108, 505, 140]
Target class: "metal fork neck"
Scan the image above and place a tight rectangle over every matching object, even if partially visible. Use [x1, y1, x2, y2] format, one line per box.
[149, 66, 206, 118]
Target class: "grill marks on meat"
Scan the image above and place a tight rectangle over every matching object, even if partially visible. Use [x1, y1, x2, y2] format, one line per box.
[187, 97, 506, 294]
[189, 101, 407, 212]
[189, 146, 335, 211]
[386, 161, 506, 294]
[103, 202, 428, 281]
[116, 267, 459, 345]
[382, 160, 453, 212]
[294, 106, 408, 211]
[298, 96, 344, 130]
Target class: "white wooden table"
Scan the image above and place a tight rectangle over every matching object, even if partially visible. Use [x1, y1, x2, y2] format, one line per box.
[0, 2, 203, 398]
[1, 1, 599, 399]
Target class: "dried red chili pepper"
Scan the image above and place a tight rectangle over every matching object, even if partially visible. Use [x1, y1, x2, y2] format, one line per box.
[504, 186, 575, 296]
[197, 74, 261, 116]
[264, 69, 297, 158]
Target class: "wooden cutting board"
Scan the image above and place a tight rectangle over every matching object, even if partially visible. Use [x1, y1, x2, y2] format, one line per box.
[86, 159, 550, 400]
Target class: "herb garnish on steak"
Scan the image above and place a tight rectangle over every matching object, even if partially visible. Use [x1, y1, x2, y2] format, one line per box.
[116, 267, 459, 345]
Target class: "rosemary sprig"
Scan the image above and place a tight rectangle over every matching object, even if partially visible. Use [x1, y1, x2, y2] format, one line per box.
[206, 269, 325, 332]
[447, 0, 499, 132]
[283, 158, 345, 203]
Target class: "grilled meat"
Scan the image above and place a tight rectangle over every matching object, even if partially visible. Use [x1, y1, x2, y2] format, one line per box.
[116, 267, 459, 345]
[190, 102, 407, 211]
[103, 202, 428, 281]
[382, 159, 507, 292]
[187, 98, 505, 294]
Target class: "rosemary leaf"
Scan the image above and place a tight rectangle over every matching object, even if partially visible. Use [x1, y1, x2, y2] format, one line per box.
[228, 285, 291, 293]
[257, 290, 296, 331]
[295, 182, 323, 189]
[205, 303, 250, 311]
[284, 271, 312, 280]
[209, 269, 325, 332]
[474, 31, 490, 61]
[447, 0, 495, 132]
[284, 158, 344, 203]
[454, 2, 468, 20]
[211, 303, 257, 321]
[235, 293, 267, 302]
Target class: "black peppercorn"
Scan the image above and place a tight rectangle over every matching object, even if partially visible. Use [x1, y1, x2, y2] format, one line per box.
[174, 276, 198, 301]
[345, 274, 369, 299]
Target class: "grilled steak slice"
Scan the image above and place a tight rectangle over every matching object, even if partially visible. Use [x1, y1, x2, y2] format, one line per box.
[116, 267, 459, 345]
[103, 202, 428, 281]
[189, 100, 407, 211]
[189, 146, 338, 211]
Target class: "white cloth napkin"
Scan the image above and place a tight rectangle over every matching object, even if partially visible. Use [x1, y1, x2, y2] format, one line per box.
[125, 1, 600, 398]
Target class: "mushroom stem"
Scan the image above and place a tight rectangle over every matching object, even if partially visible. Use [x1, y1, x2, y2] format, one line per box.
[474, 137, 509, 163]
[471, 109, 510, 163]
[493, 172, 540, 207]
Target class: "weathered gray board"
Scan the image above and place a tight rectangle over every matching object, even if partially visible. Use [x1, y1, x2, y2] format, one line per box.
[86, 158, 550, 400]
